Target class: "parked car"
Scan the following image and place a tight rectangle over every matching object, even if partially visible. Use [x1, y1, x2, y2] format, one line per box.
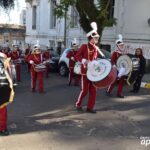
[58, 48, 71, 76]
[58, 48, 111, 76]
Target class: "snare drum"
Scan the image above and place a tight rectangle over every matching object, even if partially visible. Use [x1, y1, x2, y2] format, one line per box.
[87, 59, 117, 89]
[74, 62, 81, 74]
[34, 64, 46, 72]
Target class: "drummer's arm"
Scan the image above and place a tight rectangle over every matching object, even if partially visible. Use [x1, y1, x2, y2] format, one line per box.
[66, 51, 72, 59]
[74, 45, 85, 62]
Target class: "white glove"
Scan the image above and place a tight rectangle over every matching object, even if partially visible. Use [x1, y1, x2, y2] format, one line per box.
[82, 59, 88, 65]
[118, 67, 126, 78]
[43, 61, 47, 64]
[71, 57, 74, 61]
[29, 60, 34, 64]
[113, 64, 116, 68]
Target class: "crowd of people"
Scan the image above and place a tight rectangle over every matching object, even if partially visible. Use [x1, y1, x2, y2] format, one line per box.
[0, 22, 147, 136]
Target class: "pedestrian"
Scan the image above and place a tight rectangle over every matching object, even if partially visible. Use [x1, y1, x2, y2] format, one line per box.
[66, 38, 80, 86]
[75, 22, 103, 113]
[0, 52, 15, 136]
[106, 34, 126, 98]
[130, 48, 146, 93]
[27, 43, 46, 93]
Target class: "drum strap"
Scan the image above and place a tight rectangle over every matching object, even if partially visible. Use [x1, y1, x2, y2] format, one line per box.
[0, 58, 14, 108]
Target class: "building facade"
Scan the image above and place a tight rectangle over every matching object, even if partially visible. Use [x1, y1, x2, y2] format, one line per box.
[0, 24, 26, 49]
[25, 0, 150, 59]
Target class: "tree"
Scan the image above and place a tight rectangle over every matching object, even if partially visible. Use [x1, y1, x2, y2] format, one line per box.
[0, 0, 14, 9]
[55, 0, 116, 42]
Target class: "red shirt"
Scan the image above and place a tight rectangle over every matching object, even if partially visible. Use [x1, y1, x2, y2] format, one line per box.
[67, 49, 78, 68]
[111, 51, 122, 65]
[27, 53, 43, 71]
[43, 51, 51, 60]
[9, 51, 19, 60]
[75, 42, 98, 75]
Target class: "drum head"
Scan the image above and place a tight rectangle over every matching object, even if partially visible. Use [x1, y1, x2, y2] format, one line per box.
[87, 59, 111, 82]
[116, 55, 132, 75]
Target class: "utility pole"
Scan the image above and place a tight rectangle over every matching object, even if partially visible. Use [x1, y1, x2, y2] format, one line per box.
[64, 7, 67, 48]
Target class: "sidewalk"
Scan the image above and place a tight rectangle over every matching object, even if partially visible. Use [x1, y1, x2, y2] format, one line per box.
[142, 73, 150, 82]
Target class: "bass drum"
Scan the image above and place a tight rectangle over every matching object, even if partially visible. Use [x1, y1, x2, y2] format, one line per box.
[87, 59, 117, 89]
[0, 55, 15, 108]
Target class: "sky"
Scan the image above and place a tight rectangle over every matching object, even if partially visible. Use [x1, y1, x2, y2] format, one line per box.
[0, 0, 26, 24]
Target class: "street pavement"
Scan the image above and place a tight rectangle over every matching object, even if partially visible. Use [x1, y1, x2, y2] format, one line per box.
[0, 65, 150, 150]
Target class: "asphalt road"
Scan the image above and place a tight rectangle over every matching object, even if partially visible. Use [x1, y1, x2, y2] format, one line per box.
[0, 65, 150, 150]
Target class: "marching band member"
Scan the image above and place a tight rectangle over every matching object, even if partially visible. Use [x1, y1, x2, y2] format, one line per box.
[0, 52, 15, 136]
[75, 22, 103, 113]
[27, 44, 45, 93]
[9, 45, 21, 82]
[24, 44, 32, 73]
[130, 48, 146, 93]
[66, 38, 80, 86]
[106, 34, 126, 98]
[43, 46, 52, 78]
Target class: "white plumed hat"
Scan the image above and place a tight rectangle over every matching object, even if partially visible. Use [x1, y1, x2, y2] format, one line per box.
[72, 38, 78, 46]
[86, 22, 100, 38]
[116, 34, 124, 45]
[33, 40, 40, 50]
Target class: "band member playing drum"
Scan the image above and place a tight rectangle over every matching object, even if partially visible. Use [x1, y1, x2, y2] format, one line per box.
[130, 48, 146, 93]
[43, 46, 52, 78]
[27, 44, 45, 93]
[106, 34, 126, 98]
[75, 22, 103, 113]
[67, 38, 80, 86]
[0, 52, 15, 136]
[8, 45, 21, 82]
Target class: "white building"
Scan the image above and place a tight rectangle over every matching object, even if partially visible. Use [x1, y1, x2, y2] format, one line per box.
[25, 0, 150, 59]
[20, 9, 26, 26]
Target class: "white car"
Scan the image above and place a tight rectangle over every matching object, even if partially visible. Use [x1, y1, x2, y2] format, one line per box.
[58, 48, 72, 76]
[58, 48, 111, 76]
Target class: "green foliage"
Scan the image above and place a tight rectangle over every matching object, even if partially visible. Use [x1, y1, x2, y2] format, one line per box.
[55, 0, 117, 40]
[55, 0, 76, 18]
[0, 0, 14, 9]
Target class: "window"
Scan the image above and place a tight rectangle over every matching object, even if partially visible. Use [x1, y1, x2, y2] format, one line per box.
[108, 0, 115, 19]
[32, 6, 37, 29]
[50, 0, 56, 29]
[70, 6, 79, 28]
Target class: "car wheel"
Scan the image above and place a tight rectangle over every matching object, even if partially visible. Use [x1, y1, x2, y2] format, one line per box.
[59, 64, 68, 76]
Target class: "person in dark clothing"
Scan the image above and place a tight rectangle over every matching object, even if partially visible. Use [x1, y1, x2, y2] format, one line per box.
[130, 48, 146, 93]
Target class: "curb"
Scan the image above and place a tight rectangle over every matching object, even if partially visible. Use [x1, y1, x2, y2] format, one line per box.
[141, 82, 150, 89]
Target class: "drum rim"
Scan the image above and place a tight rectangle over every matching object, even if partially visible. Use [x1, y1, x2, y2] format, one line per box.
[87, 59, 112, 82]
[116, 54, 132, 75]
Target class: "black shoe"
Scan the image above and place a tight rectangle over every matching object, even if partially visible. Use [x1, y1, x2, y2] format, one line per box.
[0, 129, 10, 136]
[106, 91, 112, 97]
[117, 95, 124, 98]
[76, 106, 83, 111]
[86, 108, 97, 113]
